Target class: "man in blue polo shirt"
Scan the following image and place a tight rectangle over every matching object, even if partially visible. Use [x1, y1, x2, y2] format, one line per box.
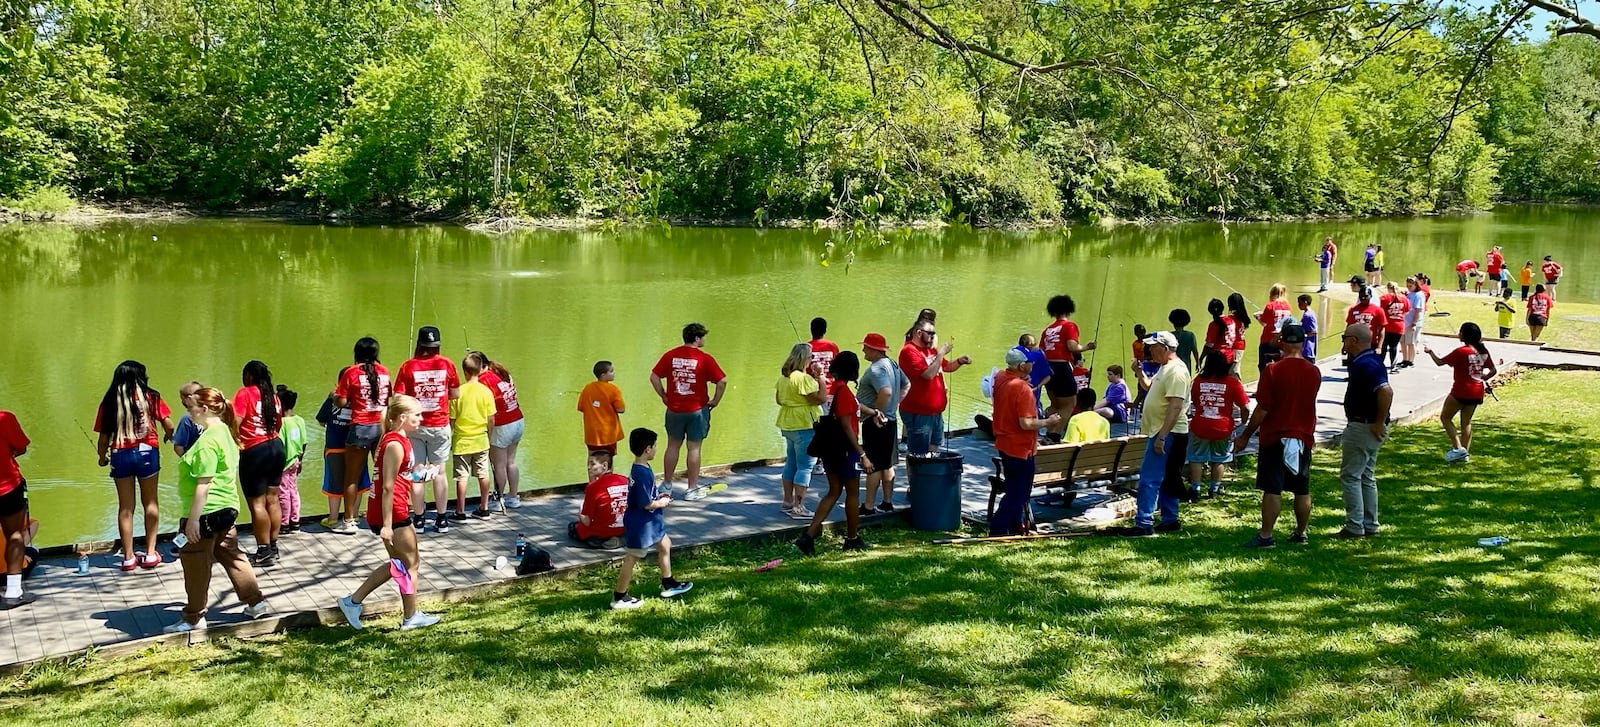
[1338, 323, 1393, 538]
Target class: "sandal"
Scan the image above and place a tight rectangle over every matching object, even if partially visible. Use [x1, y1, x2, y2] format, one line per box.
[139, 552, 161, 569]
[119, 558, 138, 572]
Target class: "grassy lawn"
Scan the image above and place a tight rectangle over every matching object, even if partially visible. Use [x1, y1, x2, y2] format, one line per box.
[1422, 288, 1600, 351]
[6, 370, 1600, 726]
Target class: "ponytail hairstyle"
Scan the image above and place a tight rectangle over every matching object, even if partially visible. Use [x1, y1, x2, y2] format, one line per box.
[1227, 293, 1252, 330]
[1386, 281, 1400, 296]
[98, 360, 159, 445]
[241, 360, 278, 434]
[1460, 322, 1489, 357]
[1207, 298, 1225, 326]
[466, 350, 512, 382]
[192, 387, 238, 439]
[276, 384, 299, 412]
[382, 394, 423, 436]
[354, 337, 382, 406]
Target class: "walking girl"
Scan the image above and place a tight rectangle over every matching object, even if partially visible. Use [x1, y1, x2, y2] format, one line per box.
[336, 395, 441, 631]
[1423, 323, 1498, 463]
[235, 361, 286, 567]
[94, 361, 176, 571]
[795, 352, 875, 554]
[333, 337, 390, 533]
[165, 387, 268, 632]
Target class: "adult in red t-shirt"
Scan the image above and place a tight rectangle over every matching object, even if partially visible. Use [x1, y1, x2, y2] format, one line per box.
[1486, 246, 1506, 295]
[1040, 295, 1096, 439]
[900, 317, 972, 454]
[1256, 284, 1294, 372]
[94, 360, 177, 571]
[0, 409, 33, 607]
[470, 351, 525, 509]
[1378, 282, 1411, 369]
[1345, 288, 1388, 352]
[1234, 322, 1321, 546]
[346, 396, 433, 629]
[1526, 285, 1554, 341]
[235, 360, 286, 566]
[1456, 259, 1479, 291]
[1424, 323, 1498, 462]
[649, 322, 728, 499]
[988, 351, 1061, 536]
[795, 353, 878, 554]
[573, 463, 629, 545]
[395, 326, 460, 522]
[333, 337, 391, 528]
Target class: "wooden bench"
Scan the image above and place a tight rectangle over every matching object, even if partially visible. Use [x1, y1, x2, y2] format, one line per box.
[986, 435, 1150, 520]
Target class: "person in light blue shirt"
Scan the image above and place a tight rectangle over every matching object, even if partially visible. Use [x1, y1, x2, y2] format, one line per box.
[171, 381, 204, 456]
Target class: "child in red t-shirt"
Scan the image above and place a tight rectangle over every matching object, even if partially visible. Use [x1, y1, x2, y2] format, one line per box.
[1186, 350, 1250, 498]
[1423, 322, 1499, 463]
[571, 455, 628, 548]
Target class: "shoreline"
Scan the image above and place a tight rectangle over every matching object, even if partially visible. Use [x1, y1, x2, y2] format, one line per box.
[3, 197, 1564, 232]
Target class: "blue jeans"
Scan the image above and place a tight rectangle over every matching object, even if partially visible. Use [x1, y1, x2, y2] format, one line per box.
[781, 428, 816, 487]
[1135, 434, 1181, 528]
[903, 412, 944, 454]
[991, 454, 1035, 536]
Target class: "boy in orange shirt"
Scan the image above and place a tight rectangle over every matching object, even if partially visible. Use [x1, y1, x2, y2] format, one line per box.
[578, 361, 627, 467]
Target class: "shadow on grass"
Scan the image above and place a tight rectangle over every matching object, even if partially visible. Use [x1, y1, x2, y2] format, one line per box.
[10, 373, 1600, 725]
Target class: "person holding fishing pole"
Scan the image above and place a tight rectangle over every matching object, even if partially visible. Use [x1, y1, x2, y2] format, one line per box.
[1256, 284, 1293, 372]
[1040, 295, 1095, 443]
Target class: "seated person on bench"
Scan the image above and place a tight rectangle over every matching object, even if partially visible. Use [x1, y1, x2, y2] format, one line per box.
[1066, 388, 1110, 444]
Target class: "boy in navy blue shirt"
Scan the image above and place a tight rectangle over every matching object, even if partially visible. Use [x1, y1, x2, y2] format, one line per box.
[612, 428, 693, 609]
[1298, 295, 1318, 360]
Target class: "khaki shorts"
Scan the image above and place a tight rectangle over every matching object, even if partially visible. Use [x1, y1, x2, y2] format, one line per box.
[453, 450, 490, 480]
[409, 426, 451, 466]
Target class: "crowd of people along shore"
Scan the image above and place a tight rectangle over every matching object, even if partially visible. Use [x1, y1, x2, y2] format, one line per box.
[0, 240, 1573, 623]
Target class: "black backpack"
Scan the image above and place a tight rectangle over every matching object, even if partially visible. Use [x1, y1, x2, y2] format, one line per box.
[516, 545, 554, 576]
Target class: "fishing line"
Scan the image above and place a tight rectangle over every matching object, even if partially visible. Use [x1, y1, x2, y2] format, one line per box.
[1208, 272, 1259, 311]
[1088, 256, 1112, 374]
[762, 283, 803, 342]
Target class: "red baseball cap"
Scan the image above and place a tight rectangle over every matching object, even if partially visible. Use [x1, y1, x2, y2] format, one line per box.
[861, 333, 888, 352]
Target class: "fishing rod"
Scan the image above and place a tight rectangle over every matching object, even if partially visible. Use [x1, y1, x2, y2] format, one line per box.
[1088, 256, 1113, 373]
[407, 242, 421, 342]
[1208, 272, 1259, 311]
[762, 283, 803, 341]
[73, 418, 96, 447]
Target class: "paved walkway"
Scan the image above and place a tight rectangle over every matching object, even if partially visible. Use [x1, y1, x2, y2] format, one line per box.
[3, 339, 1596, 669]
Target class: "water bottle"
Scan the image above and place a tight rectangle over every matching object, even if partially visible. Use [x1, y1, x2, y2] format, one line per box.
[515, 534, 526, 557]
[76, 553, 90, 576]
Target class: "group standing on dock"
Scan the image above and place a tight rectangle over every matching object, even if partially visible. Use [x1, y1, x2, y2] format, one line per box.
[0, 239, 1576, 619]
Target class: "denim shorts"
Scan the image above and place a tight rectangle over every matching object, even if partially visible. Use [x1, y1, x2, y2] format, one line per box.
[345, 423, 381, 450]
[109, 446, 160, 480]
[664, 409, 710, 442]
[1186, 436, 1233, 465]
[489, 418, 525, 449]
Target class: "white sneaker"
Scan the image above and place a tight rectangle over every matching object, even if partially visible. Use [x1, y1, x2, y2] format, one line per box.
[243, 600, 270, 619]
[400, 611, 441, 630]
[504, 496, 522, 509]
[164, 617, 206, 633]
[337, 595, 364, 630]
[1444, 447, 1468, 462]
[684, 487, 708, 501]
[789, 506, 814, 520]
[610, 594, 644, 610]
[331, 519, 358, 535]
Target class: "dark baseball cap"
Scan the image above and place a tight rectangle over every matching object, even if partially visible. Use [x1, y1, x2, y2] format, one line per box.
[1348, 274, 1364, 285]
[417, 326, 442, 348]
[1279, 323, 1306, 344]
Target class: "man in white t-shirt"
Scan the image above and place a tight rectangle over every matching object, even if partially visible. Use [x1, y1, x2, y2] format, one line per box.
[1112, 331, 1192, 537]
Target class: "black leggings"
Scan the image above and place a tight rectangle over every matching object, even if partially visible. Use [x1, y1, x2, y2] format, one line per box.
[1381, 333, 1401, 367]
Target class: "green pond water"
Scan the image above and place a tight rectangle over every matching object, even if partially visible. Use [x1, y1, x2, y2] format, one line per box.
[2, 206, 1596, 547]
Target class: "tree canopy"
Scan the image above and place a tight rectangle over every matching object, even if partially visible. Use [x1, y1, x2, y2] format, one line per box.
[2, 0, 1597, 223]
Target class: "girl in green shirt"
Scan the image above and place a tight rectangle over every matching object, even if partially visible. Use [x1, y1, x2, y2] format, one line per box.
[165, 387, 268, 633]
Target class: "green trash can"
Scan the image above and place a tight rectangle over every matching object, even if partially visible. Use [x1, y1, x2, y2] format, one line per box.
[907, 451, 964, 531]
